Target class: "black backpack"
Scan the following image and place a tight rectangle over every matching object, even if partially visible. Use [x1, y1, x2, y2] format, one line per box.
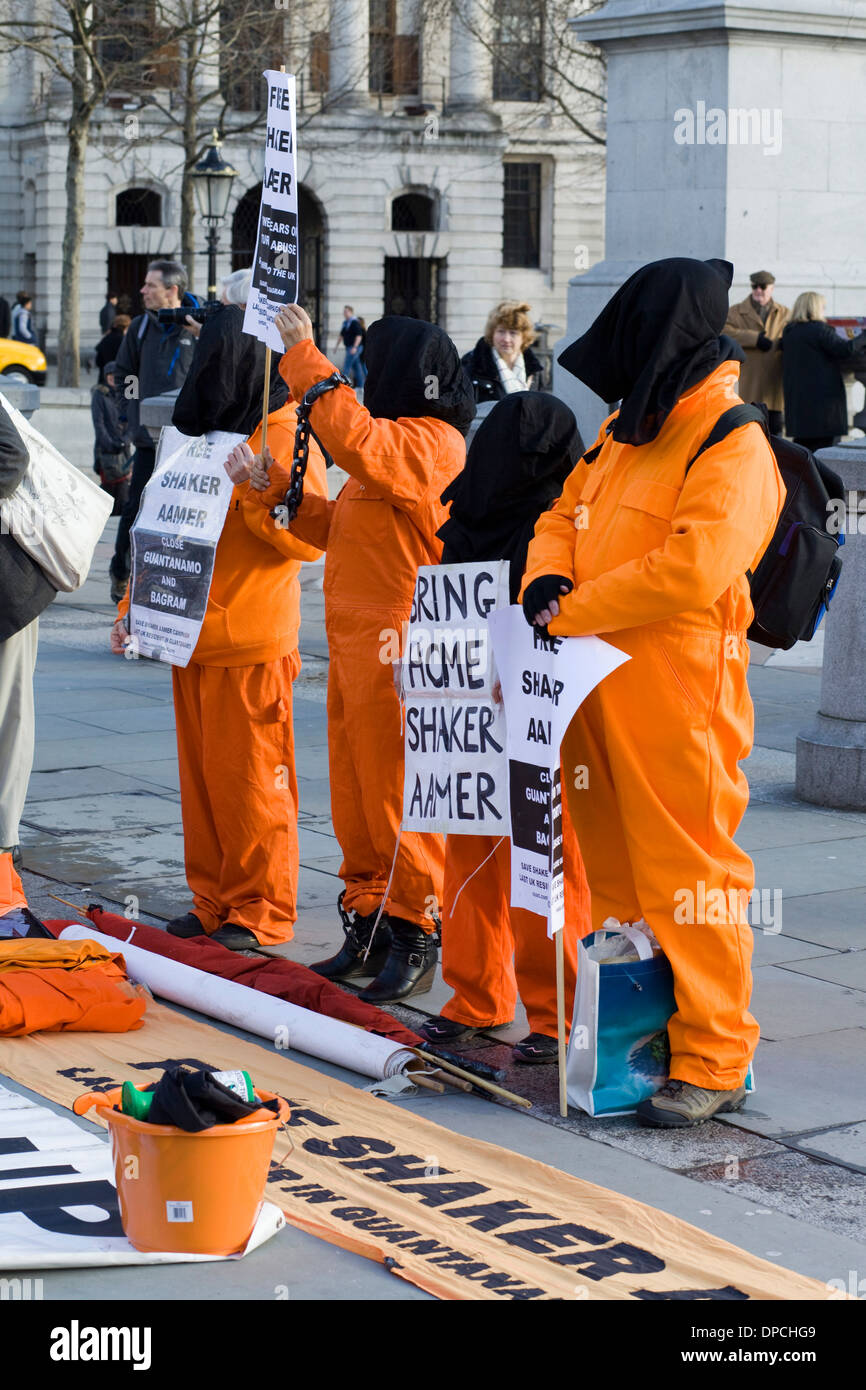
[685, 403, 845, 650]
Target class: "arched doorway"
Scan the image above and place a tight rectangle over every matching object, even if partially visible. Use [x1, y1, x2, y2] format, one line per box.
[231, 183, 326, 348]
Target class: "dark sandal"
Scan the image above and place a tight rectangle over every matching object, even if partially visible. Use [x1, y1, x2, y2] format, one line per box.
[418, 1015, 481, 1044]
[513, 1032, 558, 1065]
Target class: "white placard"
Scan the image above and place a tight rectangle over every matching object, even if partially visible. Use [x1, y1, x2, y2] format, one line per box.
[242, 70, 299, 353]
[128, 426, 244, 666]
[402, 562, 510, 835]
[489, 606, 630, 934]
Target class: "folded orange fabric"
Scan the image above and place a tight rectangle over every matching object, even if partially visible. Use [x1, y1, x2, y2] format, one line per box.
[0, 966, 147, 1035]
[0, 937, 129, 976]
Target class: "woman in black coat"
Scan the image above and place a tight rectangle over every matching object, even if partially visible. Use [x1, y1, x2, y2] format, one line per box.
[782, 293, 866, 450]
[461, 300, 546, 404]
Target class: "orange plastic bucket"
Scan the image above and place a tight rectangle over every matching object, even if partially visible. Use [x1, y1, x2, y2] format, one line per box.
[74, 1084, 290, 1256]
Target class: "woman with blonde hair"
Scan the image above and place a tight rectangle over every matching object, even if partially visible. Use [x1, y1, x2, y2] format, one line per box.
[782, 291, 866, 451]
[461, 300, 546, 403]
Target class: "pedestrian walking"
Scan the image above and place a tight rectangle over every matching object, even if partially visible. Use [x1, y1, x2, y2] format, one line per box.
[334, 305, 367, 388]
[99, 294, 119, 335]
[91, 361, 132, 516]
[11, 293, 35, 344]
[94, 313, 130, 386]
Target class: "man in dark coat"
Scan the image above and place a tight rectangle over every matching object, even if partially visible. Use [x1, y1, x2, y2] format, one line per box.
[0, 402, 57, 916]
[108, 260, 198, 601]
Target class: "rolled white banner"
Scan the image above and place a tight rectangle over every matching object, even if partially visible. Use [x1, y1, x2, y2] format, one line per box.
[59, 926, 414, 1081]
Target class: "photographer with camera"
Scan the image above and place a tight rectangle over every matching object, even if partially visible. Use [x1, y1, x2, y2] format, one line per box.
[108, 260, 198, 602]
[172, 269, 285, 438]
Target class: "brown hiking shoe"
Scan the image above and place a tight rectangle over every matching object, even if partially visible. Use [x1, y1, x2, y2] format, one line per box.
[636, 1078, 746, 1128]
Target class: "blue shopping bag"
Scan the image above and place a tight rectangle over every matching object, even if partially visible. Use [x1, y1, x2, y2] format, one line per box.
[567, 926, 674, 1116]
[566, 925, 755, 1116]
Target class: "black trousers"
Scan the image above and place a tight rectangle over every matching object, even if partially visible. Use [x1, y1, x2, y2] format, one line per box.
[793, 435, 837, 453]
[110, 444, 155, 580]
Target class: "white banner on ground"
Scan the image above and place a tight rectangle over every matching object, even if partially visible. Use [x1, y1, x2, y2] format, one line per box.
[0, 1080, 283, 1268]
[243, 70, 299, 353]
[489, 606, 630, 935]
[402, 562, 510, 834]
[128, 426, 244, 666]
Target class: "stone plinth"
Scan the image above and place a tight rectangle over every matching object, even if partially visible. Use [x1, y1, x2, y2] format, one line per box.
[555, 0, 866, 444]
[796, 440, 866, 810]
[0, 381, 40, 418]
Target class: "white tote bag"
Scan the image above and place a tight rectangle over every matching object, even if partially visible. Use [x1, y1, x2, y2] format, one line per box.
[0, 390, 113, 591]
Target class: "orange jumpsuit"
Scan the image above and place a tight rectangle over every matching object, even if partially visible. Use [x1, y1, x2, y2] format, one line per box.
[522, 361, 785, 1088]
[257, 339, 466, 931]
[0, 851, 26, 917]
[440, 803, 590, 1037]
[121, 402, 327, 945]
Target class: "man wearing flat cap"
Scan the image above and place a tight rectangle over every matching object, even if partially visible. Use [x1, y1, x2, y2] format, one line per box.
[724, 271, 790, 433]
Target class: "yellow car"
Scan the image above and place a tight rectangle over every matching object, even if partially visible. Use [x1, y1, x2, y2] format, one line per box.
[0, 337, 47, 386]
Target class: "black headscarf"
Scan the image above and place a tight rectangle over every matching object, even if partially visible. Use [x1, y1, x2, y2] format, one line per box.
[363, 316, 476, 437]
[438, 393, 583, 602]
[172, 304, 288, 438]
[558, 257, 744, 447]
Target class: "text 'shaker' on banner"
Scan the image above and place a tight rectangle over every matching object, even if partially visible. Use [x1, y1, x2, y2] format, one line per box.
[402, 562, 510, 835]
[129, 426, 246, 667]
[488, 606, 630, 934]
[243, 71, 299, 354]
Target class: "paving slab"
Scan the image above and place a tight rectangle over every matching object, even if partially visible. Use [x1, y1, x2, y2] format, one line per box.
[772, 887, 866, 951]
[751, 835, 866, 898]
[781, 950, 866, 992]
[739, 801, 866, 850]
[21, 791, 181, 835]
[752, 965, 866, 1039]
[685, 1148, 866, 1240]
[118, 758, 181, 791]
[32, 686, 170, 715]
[32, 730, 178, 773]
[792, 1123, 866, 1174]
[19, 828, 187, 889]
[749, 928, 837, 967]
[24, 767, 167, 802]
[716, 1030, 866, 1138]
[63, 703, 179, 734]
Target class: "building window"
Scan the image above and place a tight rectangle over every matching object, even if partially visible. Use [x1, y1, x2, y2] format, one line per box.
[116, 188, 162, 227]
[310, 31, 329, 94]
[369, 0, 419, 96]
[220, 5, 284, 111]
[391, 192, 436, 232]
[503, 163, 541, 267]
[96, 0, 178, 90]
[493, 1, 543, 103]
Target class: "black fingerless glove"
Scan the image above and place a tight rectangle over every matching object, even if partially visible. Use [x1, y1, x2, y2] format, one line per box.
[756, 333, 773, 352]
[522, 575, 574, 627]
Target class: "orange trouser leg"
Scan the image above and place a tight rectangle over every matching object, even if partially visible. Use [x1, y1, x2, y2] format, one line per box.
[441, 834, 518, 1027]
[0, 851, 27, 916]
[327, 612, 443, 931]
[563, 626, 758, 1089]
[172, 662, 222, 934]
[441, 828, 587, 1038]
[173, 654, 301, 945]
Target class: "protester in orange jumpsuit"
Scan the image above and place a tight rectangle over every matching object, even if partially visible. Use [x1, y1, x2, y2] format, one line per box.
[522, 258, 785, 1125]
[238, 305, 474, 1003]
[111, 398, 327, 951]
[418, 392, 594, 1062]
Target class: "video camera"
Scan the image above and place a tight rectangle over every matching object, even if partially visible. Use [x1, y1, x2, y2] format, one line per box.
[156, 301, 222, 327]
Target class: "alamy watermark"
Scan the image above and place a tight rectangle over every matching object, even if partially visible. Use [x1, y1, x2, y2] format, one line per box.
[674, 102, 782, 157]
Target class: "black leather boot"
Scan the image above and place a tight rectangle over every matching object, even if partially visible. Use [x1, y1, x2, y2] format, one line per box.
[359, 918, 438, 1005]
[310, 893, 392, 981]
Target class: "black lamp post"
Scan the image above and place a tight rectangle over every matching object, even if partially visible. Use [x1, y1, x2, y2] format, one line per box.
[191, 130, 238, 300]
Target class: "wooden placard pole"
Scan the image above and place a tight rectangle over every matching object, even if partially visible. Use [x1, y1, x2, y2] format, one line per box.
[259, 63, 286, 458]
[555, 928, 568, 1118]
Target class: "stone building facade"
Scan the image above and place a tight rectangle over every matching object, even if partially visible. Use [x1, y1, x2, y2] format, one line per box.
[0, 0, 605, 361]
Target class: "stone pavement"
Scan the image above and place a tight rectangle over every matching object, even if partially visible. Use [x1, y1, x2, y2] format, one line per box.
[8, 406, 866, 1297]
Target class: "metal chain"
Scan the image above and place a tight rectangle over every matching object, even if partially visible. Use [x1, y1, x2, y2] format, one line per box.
[280, 370, 351, 522]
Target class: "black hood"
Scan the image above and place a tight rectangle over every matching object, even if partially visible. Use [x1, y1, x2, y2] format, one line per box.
[558, 257, 744, 447]
[363, 316, 476, 436]
[438, 392, 583, 602]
